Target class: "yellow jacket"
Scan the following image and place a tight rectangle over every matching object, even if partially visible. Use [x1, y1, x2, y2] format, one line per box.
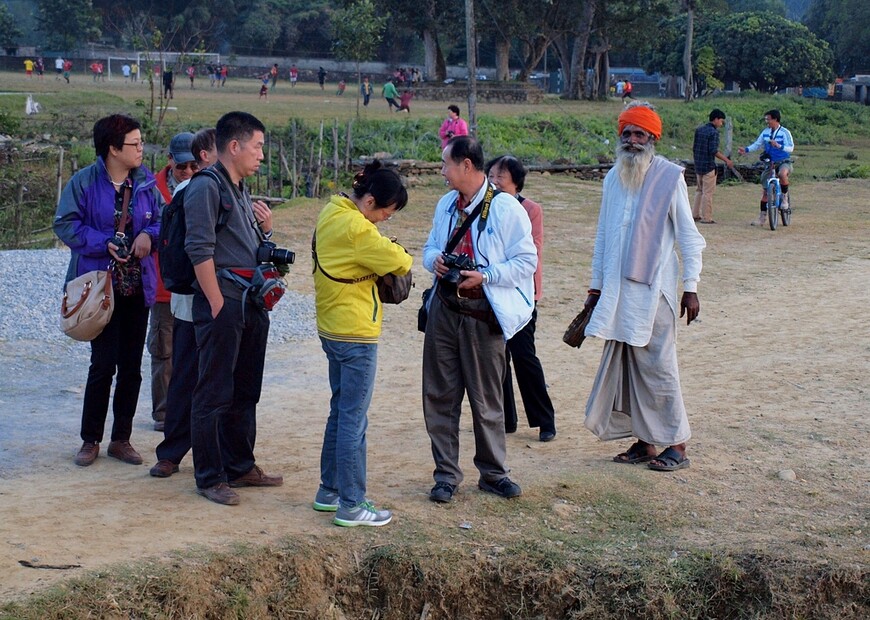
[314, 194, 413, 342]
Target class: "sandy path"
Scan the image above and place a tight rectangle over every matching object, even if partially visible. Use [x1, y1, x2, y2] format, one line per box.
[1, 177, 867, 601]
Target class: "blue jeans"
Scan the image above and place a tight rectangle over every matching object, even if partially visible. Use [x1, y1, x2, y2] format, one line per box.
[319, 338, 377, 509]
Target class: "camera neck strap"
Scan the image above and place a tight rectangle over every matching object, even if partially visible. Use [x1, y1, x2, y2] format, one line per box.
[117, 182, 131, 236]
[445, 184, 495, 254]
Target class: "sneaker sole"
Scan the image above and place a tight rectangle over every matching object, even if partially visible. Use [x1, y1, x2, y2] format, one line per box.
[333, 515, 392, 527]
[312, 501, 339, 512]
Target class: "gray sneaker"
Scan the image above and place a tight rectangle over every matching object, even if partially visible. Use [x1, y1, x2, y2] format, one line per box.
[313, 487, 339, 512]
[333, 501, 392, 527]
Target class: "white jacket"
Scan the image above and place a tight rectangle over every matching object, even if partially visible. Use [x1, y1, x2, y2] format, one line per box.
[423, 181, 537, 340]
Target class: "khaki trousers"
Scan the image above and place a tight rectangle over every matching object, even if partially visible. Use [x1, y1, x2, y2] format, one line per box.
[692, 169, 717, 222]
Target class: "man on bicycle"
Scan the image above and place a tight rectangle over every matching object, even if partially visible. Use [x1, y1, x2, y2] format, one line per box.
[739, 109, 794, 226]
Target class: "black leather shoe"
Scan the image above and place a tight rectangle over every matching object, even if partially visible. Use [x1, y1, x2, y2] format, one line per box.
[74, 441, 99, 466]
[539, 431, 556, 442]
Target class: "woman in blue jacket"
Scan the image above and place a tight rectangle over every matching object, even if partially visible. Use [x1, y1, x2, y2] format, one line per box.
[54, 114, 162, 468]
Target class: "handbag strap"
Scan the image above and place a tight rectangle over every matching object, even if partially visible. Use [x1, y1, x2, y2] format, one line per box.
[310, 232, 378, 284]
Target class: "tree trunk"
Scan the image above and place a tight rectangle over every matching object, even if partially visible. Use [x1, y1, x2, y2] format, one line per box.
[495, 38, 510, 81]
[424, 29, 447, 82]
[598, 51, 610, 100]
[683, 4, 695, 102]
[563, 0, 595, 100]
[517, 36, 549, 82]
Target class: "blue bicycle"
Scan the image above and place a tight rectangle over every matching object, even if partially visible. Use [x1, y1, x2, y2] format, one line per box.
[762, 159, 792, 230]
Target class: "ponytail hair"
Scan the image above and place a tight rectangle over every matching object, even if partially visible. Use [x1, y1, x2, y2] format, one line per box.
[352, 160, 408, 211]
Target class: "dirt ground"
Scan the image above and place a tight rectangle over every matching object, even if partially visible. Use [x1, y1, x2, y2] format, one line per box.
[0, 174, 867, 604]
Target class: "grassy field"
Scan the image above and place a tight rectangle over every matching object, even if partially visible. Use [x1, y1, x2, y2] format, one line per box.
[2, 70, 869, 176]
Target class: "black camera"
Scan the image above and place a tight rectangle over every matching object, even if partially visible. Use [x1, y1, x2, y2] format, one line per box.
[256, 241, 295, 266]
[441, 252, 476, 287]
[110, 233, 130, 259]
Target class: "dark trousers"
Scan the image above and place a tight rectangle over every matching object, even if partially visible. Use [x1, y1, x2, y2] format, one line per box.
[81, 293, 149, 443]
[503, 307, 556, 434]
[155, 318, 197, 464]
[190, 294, 269, 489]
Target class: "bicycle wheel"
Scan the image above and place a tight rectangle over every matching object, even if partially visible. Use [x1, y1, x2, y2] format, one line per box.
[767, 183, 779, 230]
[781, 197, 792, 227]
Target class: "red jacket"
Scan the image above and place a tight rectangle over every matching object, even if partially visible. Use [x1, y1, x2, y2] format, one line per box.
[152, 165, 174, 302]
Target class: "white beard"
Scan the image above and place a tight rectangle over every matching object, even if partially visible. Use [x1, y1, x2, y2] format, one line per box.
[615, 141, 656, 191]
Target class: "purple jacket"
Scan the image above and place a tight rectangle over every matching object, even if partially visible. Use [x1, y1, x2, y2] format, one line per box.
[54, 157, 162, 306]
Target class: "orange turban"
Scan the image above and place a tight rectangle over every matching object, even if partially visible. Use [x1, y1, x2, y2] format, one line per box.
[618, 106, 662, 141]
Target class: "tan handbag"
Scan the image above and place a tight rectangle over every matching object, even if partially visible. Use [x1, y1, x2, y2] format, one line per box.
[61, 267, 114, 341]
[60, 184, 129, 341]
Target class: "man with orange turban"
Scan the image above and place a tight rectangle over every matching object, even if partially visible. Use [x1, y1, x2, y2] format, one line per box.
[581, 101, 706, 472]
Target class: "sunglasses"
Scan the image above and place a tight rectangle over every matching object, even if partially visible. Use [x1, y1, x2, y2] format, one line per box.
[174, 162, 199, 171]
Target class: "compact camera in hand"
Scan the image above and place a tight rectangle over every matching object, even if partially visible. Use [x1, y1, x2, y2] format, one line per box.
[256, 241, 295, 266]
[110, 233, 131, 259]
[441, 252, 476, 287]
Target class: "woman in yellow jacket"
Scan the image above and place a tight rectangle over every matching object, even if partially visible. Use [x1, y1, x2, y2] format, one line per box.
[312, 161, 412, 527]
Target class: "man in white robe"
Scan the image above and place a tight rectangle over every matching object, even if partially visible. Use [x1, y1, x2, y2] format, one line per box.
[583, 101, 706, 472]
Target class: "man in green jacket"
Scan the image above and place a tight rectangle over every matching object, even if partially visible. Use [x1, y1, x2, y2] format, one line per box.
[382, 79, 400, 112]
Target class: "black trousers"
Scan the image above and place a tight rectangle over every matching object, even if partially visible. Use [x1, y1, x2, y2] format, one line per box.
[155, 317, 197, 464]
[80, 293, 149, 443]
[190, 294, 269, 489]
[503, 307, 556, 434]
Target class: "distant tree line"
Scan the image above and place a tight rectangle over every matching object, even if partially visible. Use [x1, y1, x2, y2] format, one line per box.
[0, 0, 865, 99]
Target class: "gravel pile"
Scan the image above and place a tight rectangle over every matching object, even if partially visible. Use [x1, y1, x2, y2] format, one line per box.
[0, 249, 317, 344]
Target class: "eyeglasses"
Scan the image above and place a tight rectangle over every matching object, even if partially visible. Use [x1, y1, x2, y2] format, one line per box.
[174, 162, 199, 171]
[123, 141, 146, 150]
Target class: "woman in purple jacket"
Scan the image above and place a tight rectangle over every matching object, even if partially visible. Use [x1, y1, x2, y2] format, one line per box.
[54, 114, 162, 468]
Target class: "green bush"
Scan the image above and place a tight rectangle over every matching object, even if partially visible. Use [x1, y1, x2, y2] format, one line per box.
[0, 109, 20, 134]
[832, 163, 869, 179]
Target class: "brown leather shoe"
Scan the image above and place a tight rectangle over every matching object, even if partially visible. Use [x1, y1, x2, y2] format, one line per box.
[74, 441, 99, 466]
[196, 482, 240, 505]
[149, 459, 179, 478]
[107, 440, 143, 465]
[228, 465, 284, 488]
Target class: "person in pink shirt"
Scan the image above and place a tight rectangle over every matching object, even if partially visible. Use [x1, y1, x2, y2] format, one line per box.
[486, 155, 556, 443]
[439, 105, 469, 148]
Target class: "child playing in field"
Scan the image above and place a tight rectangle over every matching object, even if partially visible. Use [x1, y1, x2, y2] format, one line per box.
[336, 80, 347, 96]
[259, 75, 270, 101]
[397, 89, 414, 113]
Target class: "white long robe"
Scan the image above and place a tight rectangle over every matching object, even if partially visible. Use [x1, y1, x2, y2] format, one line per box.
[585, 159, 706, 347]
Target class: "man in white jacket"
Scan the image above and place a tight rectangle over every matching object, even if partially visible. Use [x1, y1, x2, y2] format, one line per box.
[422, 136, 537, 503]
[583, 101, 706, 473]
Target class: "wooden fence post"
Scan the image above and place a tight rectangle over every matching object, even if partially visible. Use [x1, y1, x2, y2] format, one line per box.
[291, 121, 298, 199]
[332, 120, 339, 189]
[56, 147, 65, 207]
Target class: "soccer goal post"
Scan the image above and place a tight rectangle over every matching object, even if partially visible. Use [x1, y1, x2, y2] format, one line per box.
[107, 57, 139, 82]
[135, 51, 222, 80]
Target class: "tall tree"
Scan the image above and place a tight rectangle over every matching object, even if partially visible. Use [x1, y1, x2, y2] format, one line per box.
[0, 3, 22, 49]
[37, 0, 101, 51]
[332, 0, 389, 117]
[804, 0, 870, 76]
[682, 0, 696, 101]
